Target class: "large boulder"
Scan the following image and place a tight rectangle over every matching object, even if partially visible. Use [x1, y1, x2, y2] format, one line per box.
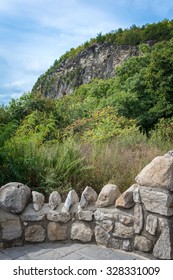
[135, 155, 173, 190]
[0, 182, 31, 214]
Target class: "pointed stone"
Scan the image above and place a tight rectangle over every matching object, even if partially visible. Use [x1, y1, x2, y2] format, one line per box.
[80, 186, 98, 208]
[64, 190, 79, 211]
[96, 184, 121, 207]
[49, 191, 61, 210]
[32, 191, 45, 211]
[115, 185, 136, 208]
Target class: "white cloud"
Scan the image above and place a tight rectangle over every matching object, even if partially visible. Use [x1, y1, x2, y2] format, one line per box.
[3, 80, 26, 89]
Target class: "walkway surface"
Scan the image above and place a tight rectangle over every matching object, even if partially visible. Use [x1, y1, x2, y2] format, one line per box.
[0, 242, 151, 260]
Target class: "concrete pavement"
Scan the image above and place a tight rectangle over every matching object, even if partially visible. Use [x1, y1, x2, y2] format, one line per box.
[0, 242, 152, 260]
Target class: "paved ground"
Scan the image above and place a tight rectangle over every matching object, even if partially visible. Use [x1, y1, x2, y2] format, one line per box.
[0, 242, 150, 260]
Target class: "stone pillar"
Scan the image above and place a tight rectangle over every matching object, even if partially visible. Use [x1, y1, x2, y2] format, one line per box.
[135, 153, 173, 259]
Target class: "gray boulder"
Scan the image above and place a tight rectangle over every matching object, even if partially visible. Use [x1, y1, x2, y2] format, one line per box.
[0, 182, 31, 214]
[96, 184, 121, 207]
[135, 155, 173, 190]
[116, 185, 136, 208]
[80, 186, 98, 208]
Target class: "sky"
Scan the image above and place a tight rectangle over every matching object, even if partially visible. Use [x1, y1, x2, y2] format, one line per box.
[0, 0, 173, 105]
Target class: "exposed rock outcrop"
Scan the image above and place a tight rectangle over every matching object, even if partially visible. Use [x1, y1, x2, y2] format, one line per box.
[33, 43, 138, 99]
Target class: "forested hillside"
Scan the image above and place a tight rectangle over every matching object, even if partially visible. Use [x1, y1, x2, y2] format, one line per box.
[32, 19, 173, 99]
[0, 20, 173, 196]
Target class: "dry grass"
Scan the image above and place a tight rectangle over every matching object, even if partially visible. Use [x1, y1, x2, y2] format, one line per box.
[79, 132, 170, 193]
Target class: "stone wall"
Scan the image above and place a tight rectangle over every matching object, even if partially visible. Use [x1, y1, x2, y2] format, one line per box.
[1, 152, 173, 259]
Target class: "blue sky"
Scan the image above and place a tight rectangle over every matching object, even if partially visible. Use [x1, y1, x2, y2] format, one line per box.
[0, 0, 173, 105]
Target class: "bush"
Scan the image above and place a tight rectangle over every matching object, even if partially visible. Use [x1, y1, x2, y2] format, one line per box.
[0, 138, 89, 195]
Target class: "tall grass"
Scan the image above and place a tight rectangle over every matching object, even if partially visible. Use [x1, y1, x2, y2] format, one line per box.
[79, 131, 171, 193]
[0, 131, 171, 197]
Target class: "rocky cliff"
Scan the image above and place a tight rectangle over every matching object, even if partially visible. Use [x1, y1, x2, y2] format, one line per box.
[33, 42, 138, 99]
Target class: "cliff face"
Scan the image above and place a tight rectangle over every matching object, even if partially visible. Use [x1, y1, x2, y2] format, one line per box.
[33, 42, 138, 99]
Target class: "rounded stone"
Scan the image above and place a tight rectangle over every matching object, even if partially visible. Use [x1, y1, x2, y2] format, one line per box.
[64, 190, 79, 211]
[135, 155, 173, 190]
[96, 184, 121, 207]
[25, 225, 45, 242]
[0, 182, 31, 214]
[32, 191, 45, 211]
[49, 191, 61, 210]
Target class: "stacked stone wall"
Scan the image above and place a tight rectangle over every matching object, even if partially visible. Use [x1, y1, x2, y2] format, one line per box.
[1, 152, 173, 259]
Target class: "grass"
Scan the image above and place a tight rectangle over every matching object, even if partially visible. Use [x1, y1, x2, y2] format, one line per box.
[1, 130, 171, 197]
[79, 131, 167, 193]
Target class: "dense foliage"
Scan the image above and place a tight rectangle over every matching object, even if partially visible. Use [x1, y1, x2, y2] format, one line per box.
[33, 18, 173, 90]
[1, 20, 173, 195]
